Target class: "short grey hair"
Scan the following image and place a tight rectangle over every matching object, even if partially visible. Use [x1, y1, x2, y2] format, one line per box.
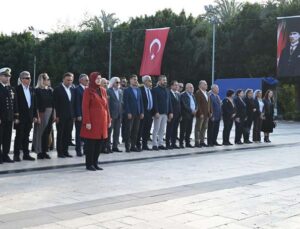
[211, 84, 219, 90]
[199, 80, 207, 86]
[19, 71, 30, 79]
[142, 75, 151, 83]
[79, 73, 88, 81]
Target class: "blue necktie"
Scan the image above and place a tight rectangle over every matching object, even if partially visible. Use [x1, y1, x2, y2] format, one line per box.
[147, 88, 152, 110]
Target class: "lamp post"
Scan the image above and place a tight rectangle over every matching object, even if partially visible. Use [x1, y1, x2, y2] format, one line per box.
[107, 26, 113, 80]
[28, 26, 47, 85]
[211, 17, 217, 85]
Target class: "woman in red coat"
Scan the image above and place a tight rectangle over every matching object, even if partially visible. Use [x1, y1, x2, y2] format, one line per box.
[80, 72, 111, 171]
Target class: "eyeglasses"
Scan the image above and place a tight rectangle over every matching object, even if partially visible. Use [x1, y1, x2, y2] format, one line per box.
[23, 77, 31, 80]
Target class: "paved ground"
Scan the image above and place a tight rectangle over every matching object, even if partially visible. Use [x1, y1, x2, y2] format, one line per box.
[0, 121, 300, 228]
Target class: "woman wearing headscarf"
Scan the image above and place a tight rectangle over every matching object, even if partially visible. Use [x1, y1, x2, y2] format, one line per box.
[261, 90, 275, 143]
[80, 72, 111, 171]
[253, 90, 264, 143]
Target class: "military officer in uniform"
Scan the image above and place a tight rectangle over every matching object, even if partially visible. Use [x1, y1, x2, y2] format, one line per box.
[0, 67, 19, 163]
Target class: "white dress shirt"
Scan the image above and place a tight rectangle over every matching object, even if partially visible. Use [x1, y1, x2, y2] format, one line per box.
[201, 89, 208, 101]
[62, 83, 71, 101]
[22, 84, 31, 108]
[113, 88, 120, 100]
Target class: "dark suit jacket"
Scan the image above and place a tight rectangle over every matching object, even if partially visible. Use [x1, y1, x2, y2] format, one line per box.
[152, 85, 173, 115]
[278, 44, 300, 77]
[15, 84, 37, 122]
[74, 85, 84, 118]
[222, 98, 236, 121]
[234, 97, 247, 121]
[180, 92, 196, 119]
[123, 86, 144, 116]
[210, 93, 222, 121]
[195, 89, 210, 118]
[244, 97, 255, 121]
[170, 90, 181, 118]
[253, 98, 264, 119]
[53, 84, 75, 120]
[107, 87, 123, 119]
[140, 86, 153, 113]
[0, 84, 18, 122]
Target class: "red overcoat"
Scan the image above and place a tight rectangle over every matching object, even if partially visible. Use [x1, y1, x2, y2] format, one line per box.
[80, 87, 111, 139]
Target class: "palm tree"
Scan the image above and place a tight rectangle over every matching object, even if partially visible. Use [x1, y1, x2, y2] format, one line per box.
[205, 0, 244, 23]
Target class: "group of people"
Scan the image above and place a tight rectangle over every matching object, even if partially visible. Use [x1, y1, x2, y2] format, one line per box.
[0, 67, 275, 171]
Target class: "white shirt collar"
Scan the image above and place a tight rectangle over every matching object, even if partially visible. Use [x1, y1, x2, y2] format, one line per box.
[62, 83, 71, 90]
[80, 84, 86, 90]
[291, 41, 299, 48]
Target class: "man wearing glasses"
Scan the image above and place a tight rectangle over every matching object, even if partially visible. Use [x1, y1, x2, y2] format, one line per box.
[107, 77, 123, 152]
[0, 67, 19, 163]
[13, 71, 38, 161]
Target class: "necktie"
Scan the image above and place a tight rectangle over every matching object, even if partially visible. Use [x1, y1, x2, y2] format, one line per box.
[147, 88, 152, 110]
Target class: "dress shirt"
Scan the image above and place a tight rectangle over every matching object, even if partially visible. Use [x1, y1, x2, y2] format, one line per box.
[22, 84, 31, 108]
[62, 83, 72, 101]
[187, 92, 196, 112]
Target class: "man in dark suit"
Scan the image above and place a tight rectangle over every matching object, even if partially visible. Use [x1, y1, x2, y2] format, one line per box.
[166, 80, 181, 149]
[0, 67, 19, 163]
[180, 83, 197, 148]
[107, 77, 123, 152]
[278, 30, 300, 77]
[74, 74, 89, 157]
[13, 71, 37, 161]
[207, 84, 222, 146]
[123, 74, 144, 152]
[137, 75, 153, 151]
[53, 72, 75, 158]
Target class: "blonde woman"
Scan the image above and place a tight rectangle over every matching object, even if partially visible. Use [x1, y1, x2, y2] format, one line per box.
[32, 73, 54, 159]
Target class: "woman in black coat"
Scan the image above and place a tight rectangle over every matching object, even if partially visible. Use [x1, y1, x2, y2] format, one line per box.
[222, 89, 236, 145]
[234, 89, 246, 144]
[253, 90, 264, 143]
[243, 89, 255, 144]
[261, 90, 275, 143]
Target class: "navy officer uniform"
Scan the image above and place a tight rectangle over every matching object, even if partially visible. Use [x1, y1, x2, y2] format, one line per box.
[0, 67, 19, 163]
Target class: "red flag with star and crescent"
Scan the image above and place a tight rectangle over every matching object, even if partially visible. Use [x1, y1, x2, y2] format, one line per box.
[139, 27, 170, 76]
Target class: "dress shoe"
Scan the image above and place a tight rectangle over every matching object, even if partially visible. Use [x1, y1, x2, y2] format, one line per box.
[200, 143, 208, 147]
[223, 142, 233, 146]
[64, 153, 73, 158]
[58, 154, 66, 158]
[244, 140, 253, 144]
[158, 145, 167, 150]
[179, 144, 185, 149]
[4, 156, 15, 163]
[23, 154, 35, 161]
[112, 148, 122, 152]
[86, 166, 97, 171]
[76, 152, 83, 157]
[171, 144, 180, 149]
[214, 142, 222, 146]
[37, 153, 44, 159]
[152, 146, 159, 151]
[126, 148, 131, 153]
[235, 141, 243, 145]
[130, 147, 141, 152]
[94, 165, 103, 170]
[194, 143, 201, 148]
[142, 146, 152, 151]
[186, 144, 194, 148]
[167, 145, 173, 150]
[44, 153, 51, 159]
[208, 144, 215, 147]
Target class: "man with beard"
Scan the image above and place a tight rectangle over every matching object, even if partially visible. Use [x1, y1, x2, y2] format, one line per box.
[151, 75, 173, 150]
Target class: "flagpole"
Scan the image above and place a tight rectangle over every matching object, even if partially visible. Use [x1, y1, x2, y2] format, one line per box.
[211, 19, 216, 84]
[108, 26, 112, 80]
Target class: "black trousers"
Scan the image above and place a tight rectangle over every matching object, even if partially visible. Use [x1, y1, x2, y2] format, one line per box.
[253, 117, 262, 142]
[56, 119, 73, 156]
[243, 118, 253, 141]
[84, 138, 104, 168]
[235, 120, 245, 143]
[14, 121, 32, 156]
[137, 110, 153, 148]
[108, 117, 121, 149]
[121, 113, 127, 142]
[180, 117, 193, 145]
[166, 116, 180, 146]
[125, 115, 140, 150]
[207, 119, 221, 145]
[223, 119, 233, 144]
[0, 120, 13, 159]
[41, 117, 53, 154]
[75, 120, 83, 153]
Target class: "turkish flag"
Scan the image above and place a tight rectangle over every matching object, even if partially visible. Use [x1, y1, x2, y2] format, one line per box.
[139, 27, 170, 76]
